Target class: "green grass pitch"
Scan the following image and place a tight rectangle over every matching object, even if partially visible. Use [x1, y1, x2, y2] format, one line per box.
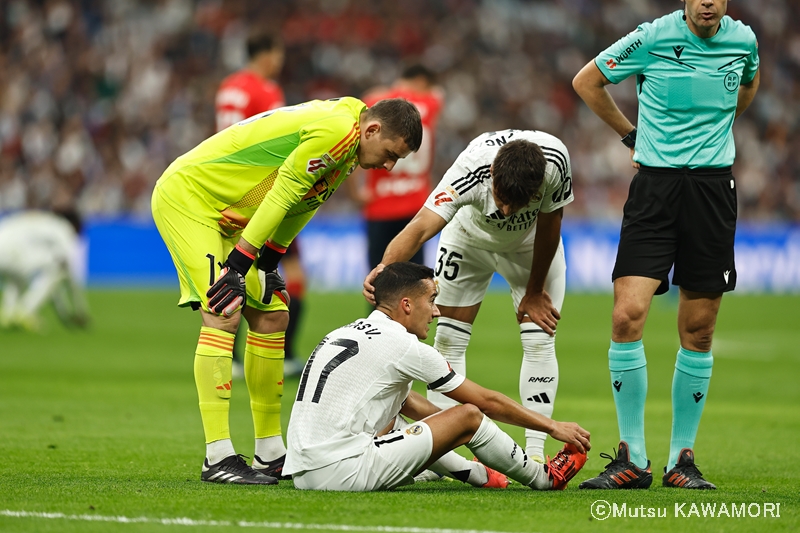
[0, 290, 797, 532]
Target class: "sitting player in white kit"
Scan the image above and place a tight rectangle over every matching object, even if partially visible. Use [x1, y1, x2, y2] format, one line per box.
[284, 262, 589, 492]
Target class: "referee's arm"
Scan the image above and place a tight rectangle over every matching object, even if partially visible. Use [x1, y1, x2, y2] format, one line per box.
[735, 69, 760, 119]
[572, 61, 636, 139]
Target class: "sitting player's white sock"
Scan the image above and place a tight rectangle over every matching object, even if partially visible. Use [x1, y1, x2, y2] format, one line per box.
[428, 451, 488, 486]
[428, 317, 471, 410]
[254, 436, 286, 463]
[466, 415, 551, 489]
[206, 438, 236, 465]
[519, 326, 558, 459]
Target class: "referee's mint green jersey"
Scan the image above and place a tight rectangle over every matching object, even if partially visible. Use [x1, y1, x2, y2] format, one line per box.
[596, 11, 759, 168]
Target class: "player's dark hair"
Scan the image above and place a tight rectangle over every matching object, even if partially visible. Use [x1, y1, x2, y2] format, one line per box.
[247, 33, 282, 59]
[491, 139, 547, 210]
[53, 207, 82, 234]
[364, 99, 423, 153]
[401, 64, 436, 85]
[373, 262, 434, 308]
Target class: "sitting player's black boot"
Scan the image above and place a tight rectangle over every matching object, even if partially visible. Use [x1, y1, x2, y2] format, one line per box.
[201, 454, 278, 485]
[579, 441, 652, 489]
[663, 448, 716, 489]
[253, 454, 291, 480]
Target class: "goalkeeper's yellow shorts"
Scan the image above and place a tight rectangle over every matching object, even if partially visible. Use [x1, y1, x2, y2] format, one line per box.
[151, 191, 288, 314]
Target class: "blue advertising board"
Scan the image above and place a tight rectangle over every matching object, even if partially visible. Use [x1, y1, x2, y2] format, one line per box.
[83, 215, 800, 294]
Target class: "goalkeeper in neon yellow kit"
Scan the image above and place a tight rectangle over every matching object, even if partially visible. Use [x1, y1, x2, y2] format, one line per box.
[152, 97, 422, 484]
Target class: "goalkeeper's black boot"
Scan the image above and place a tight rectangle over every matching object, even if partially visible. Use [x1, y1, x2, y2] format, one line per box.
[578, 441, 652, 489]
[253, 454, 291, 480]
[663, 448, 716, 489]
[201, 454, 278, 485]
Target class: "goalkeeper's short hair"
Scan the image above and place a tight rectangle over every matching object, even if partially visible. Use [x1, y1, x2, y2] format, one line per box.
[363, 99, 423, 153]
[373, 262, 434, 307]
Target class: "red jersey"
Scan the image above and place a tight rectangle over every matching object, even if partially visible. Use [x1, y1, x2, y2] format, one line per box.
[215, 70, 286, 132]
[362, 87, 443, 221]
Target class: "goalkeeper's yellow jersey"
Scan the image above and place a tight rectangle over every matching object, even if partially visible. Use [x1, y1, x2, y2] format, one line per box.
[154, 97, 366, 248]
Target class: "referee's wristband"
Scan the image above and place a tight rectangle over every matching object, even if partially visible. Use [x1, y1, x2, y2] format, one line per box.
[621, 128, 637, 149]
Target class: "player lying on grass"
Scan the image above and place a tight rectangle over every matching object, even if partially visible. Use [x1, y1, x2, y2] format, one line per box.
[284, 262, 590, 491]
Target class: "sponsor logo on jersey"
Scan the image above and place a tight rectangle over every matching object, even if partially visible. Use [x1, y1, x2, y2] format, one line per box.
[528, 376, 555, 383]
[406, 424, 424, 435]
[306, 158, 328, 174]
[673, 45, 685, 59]
[611, 38, 643, 67]
[434, 191, 453, 206]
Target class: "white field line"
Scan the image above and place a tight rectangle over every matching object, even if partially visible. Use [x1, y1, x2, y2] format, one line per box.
[0, 510, 535, 533]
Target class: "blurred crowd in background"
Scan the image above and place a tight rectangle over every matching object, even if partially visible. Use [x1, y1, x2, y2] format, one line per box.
[0, 0, 798, 221]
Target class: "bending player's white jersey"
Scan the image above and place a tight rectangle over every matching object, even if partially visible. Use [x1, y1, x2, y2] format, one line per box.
[0, 211, 80, 280]
[284, 310, 464, 475]
[424, 129, 573, 253]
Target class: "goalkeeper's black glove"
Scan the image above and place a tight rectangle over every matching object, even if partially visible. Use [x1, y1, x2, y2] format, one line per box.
[206, 244, 255, 316]
[258, 269, 290, 306]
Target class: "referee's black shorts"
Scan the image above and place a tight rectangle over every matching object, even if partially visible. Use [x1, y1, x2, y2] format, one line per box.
[613, 165, 737, 295]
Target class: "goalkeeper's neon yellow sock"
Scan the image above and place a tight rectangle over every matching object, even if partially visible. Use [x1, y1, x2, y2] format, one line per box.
[245, 330, 286, 460]
[194, 327, 235, 445]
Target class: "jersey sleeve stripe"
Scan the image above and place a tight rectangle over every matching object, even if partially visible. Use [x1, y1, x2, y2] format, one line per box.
[541, 147, 568, 181]
[451, 165, 491, 195]
[328, 124, 360, 160]
[427, 369, 457, 390]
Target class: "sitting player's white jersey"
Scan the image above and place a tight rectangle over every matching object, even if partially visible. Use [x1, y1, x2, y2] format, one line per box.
[284, 310, 464, 475]
[424, 129, 573, 253]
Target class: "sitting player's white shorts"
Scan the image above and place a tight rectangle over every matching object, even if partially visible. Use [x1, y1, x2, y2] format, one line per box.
[434, 222, 566, 310]
[292, 421, 433, 491]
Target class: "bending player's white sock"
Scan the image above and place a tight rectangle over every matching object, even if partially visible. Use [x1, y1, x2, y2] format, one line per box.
[428, 451, 488, 487]
[254, 436, 286, 463]
[206, 438, 235, 465]
[519, 325, 558, 459]
[429, 317, 471, 409]
[466, 415, 551, 489]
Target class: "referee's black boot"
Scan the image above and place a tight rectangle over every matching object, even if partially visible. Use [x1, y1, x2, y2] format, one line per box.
[578, 441, 652, 489]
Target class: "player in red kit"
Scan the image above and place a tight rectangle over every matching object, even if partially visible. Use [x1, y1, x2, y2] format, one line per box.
[215, 33, 285, 130]
[351, 65, 444, 268]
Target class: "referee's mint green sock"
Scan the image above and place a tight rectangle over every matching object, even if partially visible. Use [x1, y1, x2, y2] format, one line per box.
[609, 340, 648, 469]
[668, 347, 713, 468]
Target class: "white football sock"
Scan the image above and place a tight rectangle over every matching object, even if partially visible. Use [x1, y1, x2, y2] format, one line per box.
[206, 438, 236, 465]
[428, 451, 488, 487]
[254, 436, 286, 463]
[466, 415, 551, 489]
[519, 325, 558, 459]
[428, 317, 471, 409]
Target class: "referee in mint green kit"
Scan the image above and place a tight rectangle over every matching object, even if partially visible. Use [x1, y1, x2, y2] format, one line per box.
[572, 0, 759, 490]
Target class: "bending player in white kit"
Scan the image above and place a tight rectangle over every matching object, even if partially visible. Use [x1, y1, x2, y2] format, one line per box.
[363, 131, 572, 462]
[0, 210, 89, 330]
[285, 262, 589, 492]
